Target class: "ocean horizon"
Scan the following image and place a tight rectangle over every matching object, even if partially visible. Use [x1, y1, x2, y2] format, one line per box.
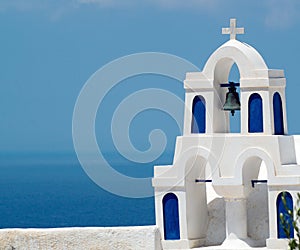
[0, 152, 173, 229]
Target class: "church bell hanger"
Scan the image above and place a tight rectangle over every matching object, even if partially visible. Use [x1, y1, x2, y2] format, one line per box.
[220, 82, 241, 116]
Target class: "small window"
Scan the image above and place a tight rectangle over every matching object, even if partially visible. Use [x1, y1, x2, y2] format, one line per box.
[277, 192, 294, 238]
[191, 96, 206, 133]
[163, 193, 180, 240]
[248, 93, 263, 133]
[273, 92, 284, 135]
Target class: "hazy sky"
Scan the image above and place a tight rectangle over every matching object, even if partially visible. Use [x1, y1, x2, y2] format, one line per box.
[1, 0, 300, 155]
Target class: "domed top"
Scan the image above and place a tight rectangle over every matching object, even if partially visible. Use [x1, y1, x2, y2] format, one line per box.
[203, 39, 269, 82]
[185, 19, 284, 89]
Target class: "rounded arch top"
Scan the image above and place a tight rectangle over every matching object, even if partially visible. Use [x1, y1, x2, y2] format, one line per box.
[234, 147, 276, 183]
[174, 146, 220, 181]
[203, 40, 268, 83]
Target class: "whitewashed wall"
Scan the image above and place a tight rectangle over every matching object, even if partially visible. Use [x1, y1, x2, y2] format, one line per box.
[0, 226, 162, 250]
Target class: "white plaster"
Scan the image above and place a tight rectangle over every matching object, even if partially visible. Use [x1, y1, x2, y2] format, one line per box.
[222, 18, 245, 40]
[247, 184, 269, 246]
[293, 135, 300, 164]
[0, 226, 162, 250]
[225, 198, 247, 239]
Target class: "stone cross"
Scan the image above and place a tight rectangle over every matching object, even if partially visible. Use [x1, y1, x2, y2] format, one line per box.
[222, 18, 244, 40]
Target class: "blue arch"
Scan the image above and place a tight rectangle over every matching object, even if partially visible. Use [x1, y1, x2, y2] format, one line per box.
[277, 192, 294, 238]
[191, 96, 206, 133]
[273, 92, 284, 135]
[248, 93, 263, 133]
[163, 193, 180, 240]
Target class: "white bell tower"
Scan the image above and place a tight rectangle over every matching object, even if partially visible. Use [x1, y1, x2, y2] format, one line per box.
[152, 19, 300, 249]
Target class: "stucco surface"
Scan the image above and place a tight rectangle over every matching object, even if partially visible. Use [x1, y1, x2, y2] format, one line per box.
[0, 226, 162, 250]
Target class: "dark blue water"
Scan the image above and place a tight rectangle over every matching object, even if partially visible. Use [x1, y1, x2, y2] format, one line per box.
[0, 153, 157, 228]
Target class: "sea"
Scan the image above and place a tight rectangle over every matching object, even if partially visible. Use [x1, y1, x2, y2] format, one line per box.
[0, 152, 171, 229]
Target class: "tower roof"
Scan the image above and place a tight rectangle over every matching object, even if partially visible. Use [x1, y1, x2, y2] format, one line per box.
[203, 39, 269, 82]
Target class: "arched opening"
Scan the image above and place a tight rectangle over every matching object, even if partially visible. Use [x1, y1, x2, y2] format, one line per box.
[228, 63, 241, 133]
[243, 157, 269, 247]
[163, 193, 180, 240]
[205, 161, 225, 246]
[191, 96, 206, 133]
[277, 192, 294, 239]
[242, 156, 269, 245]
[273, 92, 284, 135]
[248, 93, 263, 133]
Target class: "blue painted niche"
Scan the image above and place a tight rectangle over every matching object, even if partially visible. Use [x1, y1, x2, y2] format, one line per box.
[248, 93, 263, 133]
[277, 192, 294, 238]
[191, 95, 206, 133]
[273, 92, 284, 135]
[163, 193, 180, 240]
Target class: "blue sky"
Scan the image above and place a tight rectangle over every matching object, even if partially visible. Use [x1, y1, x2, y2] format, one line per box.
[1, 0, 300, 155]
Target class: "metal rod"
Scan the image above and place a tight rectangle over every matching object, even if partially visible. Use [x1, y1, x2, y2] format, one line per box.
[251, 180, 267, 188]
[195, 179, 212, 183]
[220, 81, 240, 87]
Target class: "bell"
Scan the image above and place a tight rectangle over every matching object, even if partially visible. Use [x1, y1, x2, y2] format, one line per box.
[223, 85, 241, 116]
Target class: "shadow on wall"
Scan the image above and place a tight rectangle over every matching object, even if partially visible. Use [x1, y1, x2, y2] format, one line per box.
[205, 184, 269, 247]
[206, 198, 226, 246]
[247, 184, 269, 246]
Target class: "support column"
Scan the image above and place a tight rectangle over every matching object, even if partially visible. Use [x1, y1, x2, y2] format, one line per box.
[225, 198, 247, 239]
